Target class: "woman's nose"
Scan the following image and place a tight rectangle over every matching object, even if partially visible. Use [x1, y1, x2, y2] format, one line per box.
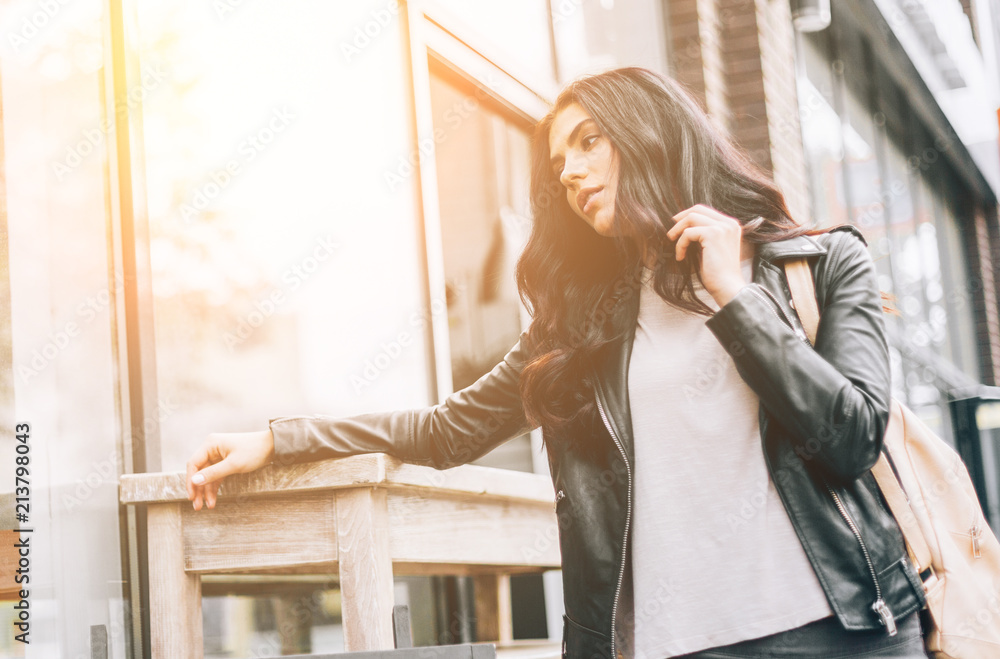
[560, 155, 586, 188]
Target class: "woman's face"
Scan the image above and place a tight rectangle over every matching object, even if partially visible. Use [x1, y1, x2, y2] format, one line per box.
[548, 102, 619, 237]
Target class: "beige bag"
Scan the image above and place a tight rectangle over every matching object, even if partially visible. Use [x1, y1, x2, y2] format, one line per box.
[785, 257, 1000, 659]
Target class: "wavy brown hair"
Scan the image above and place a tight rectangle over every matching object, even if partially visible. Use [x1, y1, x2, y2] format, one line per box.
[515, 67, 814, 436]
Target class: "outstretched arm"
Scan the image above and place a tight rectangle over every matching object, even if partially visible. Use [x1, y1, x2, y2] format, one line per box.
[186, 326, 537, 509]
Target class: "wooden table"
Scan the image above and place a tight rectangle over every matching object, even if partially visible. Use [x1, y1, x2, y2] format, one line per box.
[119, 453, 561, 659]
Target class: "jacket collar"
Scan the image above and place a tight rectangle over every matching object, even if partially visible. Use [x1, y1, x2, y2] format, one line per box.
[755, 233, 827, 264]
[591, 231, 828, 466]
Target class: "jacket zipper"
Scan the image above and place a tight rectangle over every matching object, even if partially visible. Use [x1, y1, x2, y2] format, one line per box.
[752, 281, 896, 634]
[824, 479, 897, 635]
[587, 275, 893, 648]
[594, 390, 632, 659]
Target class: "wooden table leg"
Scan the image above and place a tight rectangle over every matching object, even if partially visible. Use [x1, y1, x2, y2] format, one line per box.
[472, 573, 514, 644]
[336, 487, 395, 651]
[147, 503, 203, 659]
[497, 574, 513, 643]
[473, 575, 499, 642]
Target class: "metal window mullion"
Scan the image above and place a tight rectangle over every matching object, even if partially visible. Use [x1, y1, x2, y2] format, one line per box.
[103, 0, 160, 657]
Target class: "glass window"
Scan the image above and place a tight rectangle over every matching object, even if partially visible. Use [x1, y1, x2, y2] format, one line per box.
[428, 65, 534, 472]
[553, 0, 668, 81]
[428, 0, 556, 86]
[795, 30, 849, 229]
[932, 191, 982, 382]
[834, 50, 940, 418]
[133, 0, 429, 472]
[202, 579, 344, 658]
[795, 4, 989, 441]
[0, 0, 128, 656]
[133, 2, 445, 652]
[840, 83, 894, 297]
[976, 417, 1000, 532]
[884, 147, 923, 343]
[882, 143, 951, 424]
[424, 65, 550, 644]
[841, 88, 882, 237]
[912, 177, 951, 364]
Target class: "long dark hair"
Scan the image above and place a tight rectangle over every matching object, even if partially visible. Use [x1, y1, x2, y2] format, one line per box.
[515, 67, 812, 436]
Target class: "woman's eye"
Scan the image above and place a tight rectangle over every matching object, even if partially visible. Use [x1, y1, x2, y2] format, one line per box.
[583, 134, 598, 149]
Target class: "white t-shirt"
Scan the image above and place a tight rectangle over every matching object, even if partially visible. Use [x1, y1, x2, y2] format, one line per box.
[616, 260, 834, 659]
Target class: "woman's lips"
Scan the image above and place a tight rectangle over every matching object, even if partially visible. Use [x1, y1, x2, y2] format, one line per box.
[577, 186, 603, 214]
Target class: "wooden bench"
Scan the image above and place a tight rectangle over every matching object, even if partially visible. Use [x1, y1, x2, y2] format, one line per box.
[119, 453, 561, 659]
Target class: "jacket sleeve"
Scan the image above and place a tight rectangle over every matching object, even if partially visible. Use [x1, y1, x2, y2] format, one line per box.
[704, 230, 891, 483]
[268, 326, 538, 471]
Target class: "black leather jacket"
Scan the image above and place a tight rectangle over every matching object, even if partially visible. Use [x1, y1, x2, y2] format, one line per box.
[269, 224, 926, 659]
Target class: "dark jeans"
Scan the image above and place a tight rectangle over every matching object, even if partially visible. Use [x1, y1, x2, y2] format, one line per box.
[674, 611, 928, 658]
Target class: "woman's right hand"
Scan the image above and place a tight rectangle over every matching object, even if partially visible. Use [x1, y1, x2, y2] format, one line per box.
[186, 429, 275, 510]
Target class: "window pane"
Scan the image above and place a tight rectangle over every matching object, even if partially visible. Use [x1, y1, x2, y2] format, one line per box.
[932, 190, 981, 381]
[840, 85, 895, 301]
[0, 0, 127, 655]
[133, 1, 442, 653]
[883, 144, 949, 418]
[885, 148, 922, 334]
[795, 30, 849, 229]
[134, 0, 429, 472]
[978, 422, 1000, 532]
[912, 177, 949, 358]
[428, 67, 534, 472]
[553, 0, 667, 81]
[429, 0, 555, 85]
[842, 85, 883, 239]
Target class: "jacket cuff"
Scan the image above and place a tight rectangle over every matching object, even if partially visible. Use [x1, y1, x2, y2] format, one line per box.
[268, 416, 311, 468]
[267, 411, 415, 468]
[706, 284, 767, 346]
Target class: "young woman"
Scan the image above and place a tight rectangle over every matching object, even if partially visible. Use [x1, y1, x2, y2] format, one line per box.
[186, 67, 929, 658]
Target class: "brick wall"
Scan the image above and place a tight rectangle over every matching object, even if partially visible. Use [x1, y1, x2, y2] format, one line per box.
[750, 0, 811, 225]
[718, 0, 768, 168]
[665, 0, 812, 225]
[988, 202, 1000, 386]
[666, 0, 729, 135]
[970, 203, 1000, 385]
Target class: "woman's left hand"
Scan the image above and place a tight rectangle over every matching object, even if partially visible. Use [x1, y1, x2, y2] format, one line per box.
[667, 204, 749, 307]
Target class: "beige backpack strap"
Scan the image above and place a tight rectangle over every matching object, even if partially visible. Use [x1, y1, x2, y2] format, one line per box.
[871, 448, 934, 573]
[784, 258, 820, 345]
[783, 258, 935, 576]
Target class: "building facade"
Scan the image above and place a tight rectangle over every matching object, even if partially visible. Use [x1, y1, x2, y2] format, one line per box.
[1, 0, 999, 657]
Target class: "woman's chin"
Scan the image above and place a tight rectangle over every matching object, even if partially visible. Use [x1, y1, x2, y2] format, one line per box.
[575, 208, 618, 237]
[591, 214, 619, 238]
